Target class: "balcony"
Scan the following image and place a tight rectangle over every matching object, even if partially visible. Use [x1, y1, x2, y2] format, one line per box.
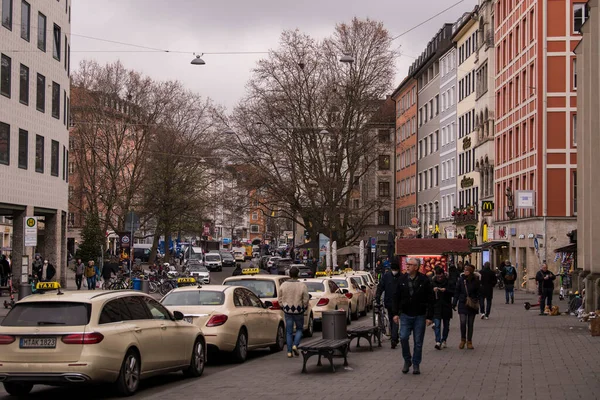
[452, 205, 479, 224]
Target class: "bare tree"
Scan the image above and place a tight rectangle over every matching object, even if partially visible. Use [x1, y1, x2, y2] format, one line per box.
[228, 18, 398, 247]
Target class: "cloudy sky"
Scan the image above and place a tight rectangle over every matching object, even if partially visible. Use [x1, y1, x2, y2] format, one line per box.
[71, 0, 478, 109]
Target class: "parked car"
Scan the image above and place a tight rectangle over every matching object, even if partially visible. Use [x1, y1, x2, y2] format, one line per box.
[274, 258, 293, 275]
[187, 262, 211, 284]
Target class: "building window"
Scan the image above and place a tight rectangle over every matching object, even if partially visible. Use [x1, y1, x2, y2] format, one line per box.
[19, 0, 29, 41]
[573, 171, 577, 215]
[378, 211, 390, 225]
[19, 63, 28, 105]
[36, 73, 45, 112]
[573, 114, 577, 146]
[1, 0, 11, 30]
[35, 134, 43, 173]
[63, 90, 67, 125]
[378, 155, 390, 170]
[51, 140, 59, 176]
[62, 145, 66, 180]
[64, 35, 68, 70]
[18, 128, 27, 169]
[37, 12, 46, 51]
[65, 150, 68, 182]
[250, 225, 259, 233]
[378, 181, 390, 197]
[574, 3, 589, 33]
[0, 54, 10, 98]
[251, 212, 258, 221]
[68, 212, 75, 227]
[0, 122, 9, 165]
[378, 129, 390, 143]
[51, 82, 60, 119]
[573, 58, 577, 90]
[52, 23, 61, 61]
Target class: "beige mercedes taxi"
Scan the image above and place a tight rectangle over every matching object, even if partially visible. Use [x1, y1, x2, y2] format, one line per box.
[161, 285, 285, 363]
[302, 277, 351, 327]
[223, 268, 314, 337]
[0, 282, 205, 397]
[327, 275, 367, 320]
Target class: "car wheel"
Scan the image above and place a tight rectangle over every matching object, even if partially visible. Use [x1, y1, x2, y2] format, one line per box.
[351, 305, 359, 321]
[115, 350, 141, 396]
[304, 314, 314, 337]
[270, 323, 285, 352]
[360, 304, 368, 317]
[346, 308, 352, 325]
[232, 329, 248, 363]
[183, 338, 205, 378]
[3, 382, 33, 396]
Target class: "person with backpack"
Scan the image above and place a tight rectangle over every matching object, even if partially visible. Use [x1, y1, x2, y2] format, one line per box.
[501, 260, 517, 304]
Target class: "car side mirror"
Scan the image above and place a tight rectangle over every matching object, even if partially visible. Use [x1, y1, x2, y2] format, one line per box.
[263, 301, 273, 309]
[308, 293, 312, 299]
[173, 311, 184, 321]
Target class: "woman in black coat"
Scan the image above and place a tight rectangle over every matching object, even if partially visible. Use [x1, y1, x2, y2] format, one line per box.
[432, 267, 453, 349]
[452, 264, 481, 350]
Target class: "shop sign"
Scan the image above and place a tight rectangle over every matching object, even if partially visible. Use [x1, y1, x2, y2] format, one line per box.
[465, 225, 476, 240]
[461, 177, 474, 188]
[481, 201, 494, 216]
[463, 137, 472, 150]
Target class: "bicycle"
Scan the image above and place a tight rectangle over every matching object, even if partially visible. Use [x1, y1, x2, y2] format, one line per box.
[373, 303, 390, 339]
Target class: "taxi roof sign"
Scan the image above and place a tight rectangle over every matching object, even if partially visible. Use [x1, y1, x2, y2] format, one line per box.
[177, 277, 196, 285]
[242, 268, 260, 275]
[315, 271, 328, 277]
[35, 281, 62, 292]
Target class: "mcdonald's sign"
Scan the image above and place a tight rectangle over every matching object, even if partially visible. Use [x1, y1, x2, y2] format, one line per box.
[481, 201, 494, 216]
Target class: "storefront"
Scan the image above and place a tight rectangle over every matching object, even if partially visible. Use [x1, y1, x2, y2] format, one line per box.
[554, 242, 576, 290]
[395, 238, 472, 275]
[479, 241, 509, 270]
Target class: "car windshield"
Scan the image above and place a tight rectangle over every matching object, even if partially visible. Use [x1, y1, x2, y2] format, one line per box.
[205, 255, 220, 261]
[305, 282, 325, 292]
[332, 279, 349, 288]
[189, 253, 203, 260]
[222, 253, 233, 260]
[188, 265, 208, 272]
[224, 279, 276, 298]
[161, 291, 224, 306]
[1, 302, 91, 326]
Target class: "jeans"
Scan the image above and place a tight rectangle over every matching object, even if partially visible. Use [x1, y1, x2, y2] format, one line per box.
[505, 286, 514, 303]
[284, 313, 304, 352]
[386, 307, 399, 343]
[479, 294, 493, 316]
[459, 313, 475, 341]
[433, 318, 450, 343]
[399, 314, 426, 366]
[87, 276, 97, 290]
[75, 274, 83, 290]
[540, 288, 553, 313]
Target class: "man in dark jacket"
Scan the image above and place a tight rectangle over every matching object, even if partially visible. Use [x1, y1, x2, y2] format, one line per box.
[375, 262, 402, 348]
[500, 260, 517, 304]
[392, 258, 434, 375]
[535, 262, 556, 315]
[479, 262, 498, 319]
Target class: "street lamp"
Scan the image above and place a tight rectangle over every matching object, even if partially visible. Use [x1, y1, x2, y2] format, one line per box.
[191, 54, 206, 65]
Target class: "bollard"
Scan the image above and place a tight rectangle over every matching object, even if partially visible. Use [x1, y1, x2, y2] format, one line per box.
[140, 279, 150, 294]
[18, 282, 33, 299]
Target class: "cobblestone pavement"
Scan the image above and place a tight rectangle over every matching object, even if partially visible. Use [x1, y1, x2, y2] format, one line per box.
[1, 286, 599, 399]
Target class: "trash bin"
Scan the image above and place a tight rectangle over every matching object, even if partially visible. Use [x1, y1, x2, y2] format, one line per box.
[140, 279, 150, 294]
[321, 310, 347, 340]
[19, 282, 33, 299]
[132, 278, 142, 291]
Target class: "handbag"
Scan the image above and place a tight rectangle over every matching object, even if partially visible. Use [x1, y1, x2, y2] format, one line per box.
[464, 280, 480, 311]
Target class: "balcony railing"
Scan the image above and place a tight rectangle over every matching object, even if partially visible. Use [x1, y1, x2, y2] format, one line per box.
[452, 205, 479, 224]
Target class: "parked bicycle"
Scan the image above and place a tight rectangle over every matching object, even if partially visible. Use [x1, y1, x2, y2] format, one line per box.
[373, 303, 390, 338]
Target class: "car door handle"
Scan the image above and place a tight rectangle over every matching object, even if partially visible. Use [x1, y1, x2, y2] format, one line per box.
[160, 324, 167, 330]
[134, 327, 142, 333]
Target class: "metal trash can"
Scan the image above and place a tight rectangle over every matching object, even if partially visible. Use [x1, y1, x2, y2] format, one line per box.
[140, 279, 150, 294]
[19, 282, 32, 299]
[321, 310, 347, 340]
[132, 278, 142, 291]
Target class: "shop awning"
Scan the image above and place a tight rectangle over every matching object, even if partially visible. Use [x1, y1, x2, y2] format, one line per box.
[480, 241, 510, 250]
[395, 239, 471, 256]
[336, 246, 360, 256]
[554, 243, 576, 253]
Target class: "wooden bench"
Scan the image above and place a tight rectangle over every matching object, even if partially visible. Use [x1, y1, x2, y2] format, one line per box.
[298, 338, 350, 373]
[347, 325, 381, 351]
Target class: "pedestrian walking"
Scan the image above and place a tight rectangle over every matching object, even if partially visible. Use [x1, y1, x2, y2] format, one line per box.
[277, 266, 309, 358]
[479, 262, 498, 319]
[453, 265, 481, 350]
[375, 262, 402, 349]
[500, 261, 517, 304]
[75, 258, 84, 290]
[535, 262, 556, 316]
[432, 266, 453, 350]
[45, 260, 56, 281]
[0, 255, 10, 287]
[392, 258, 434, 375]
[32, 255, 43, 282]
[85, 261, 97, 290]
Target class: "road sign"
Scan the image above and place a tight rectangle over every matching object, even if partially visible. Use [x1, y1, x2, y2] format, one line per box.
[124, 211, 140, 232]
[24, 216, 37, 247]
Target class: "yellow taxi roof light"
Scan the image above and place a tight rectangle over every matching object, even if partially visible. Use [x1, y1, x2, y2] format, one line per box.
[177, 277, 196, 285]
[242, 268, 260, 275]
[35, 281, 62, 293]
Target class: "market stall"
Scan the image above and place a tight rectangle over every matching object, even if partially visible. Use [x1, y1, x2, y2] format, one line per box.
[395, 239, 472, 275]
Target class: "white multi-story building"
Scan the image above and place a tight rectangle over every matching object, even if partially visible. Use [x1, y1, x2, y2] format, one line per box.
[0, 0, 71, 283]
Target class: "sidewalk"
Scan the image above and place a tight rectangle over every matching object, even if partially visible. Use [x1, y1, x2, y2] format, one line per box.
[140, 290, 599, 400]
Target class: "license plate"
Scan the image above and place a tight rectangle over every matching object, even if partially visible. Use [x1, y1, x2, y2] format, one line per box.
[20, 337, 57, 349]
[183, 317, 193, 324]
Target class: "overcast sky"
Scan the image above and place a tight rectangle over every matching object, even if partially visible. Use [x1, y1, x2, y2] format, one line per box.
[71, 0, 478, 110]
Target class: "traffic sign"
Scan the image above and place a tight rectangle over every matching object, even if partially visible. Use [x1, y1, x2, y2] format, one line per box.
[24, 216, 37, 247]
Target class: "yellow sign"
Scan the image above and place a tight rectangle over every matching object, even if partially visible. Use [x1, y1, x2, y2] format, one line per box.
[344, 268, 354, 273]
[36, 281, 60, 290]
[242, 268, 260, 275]
[177, 278, 196, 284]
[481, 201, 494, 216]
[315, 271, 328, 277]
[26, 218, 36, 227]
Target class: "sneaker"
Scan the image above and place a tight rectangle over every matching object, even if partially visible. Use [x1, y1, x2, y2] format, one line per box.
[391, 341, 397, 349]
[292, 345, 299, 356]
[402, 361, 412, 374]
[412, 365, 421, 375]
[484, 315, 489, 320]
[434, 342, 441, 350]
[441, 341, 447, 348]
[287, 352, 293, 358]
[480, 313, 485, 319]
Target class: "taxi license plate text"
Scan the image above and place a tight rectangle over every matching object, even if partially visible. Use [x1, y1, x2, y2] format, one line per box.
[20, 337, 57, 349]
